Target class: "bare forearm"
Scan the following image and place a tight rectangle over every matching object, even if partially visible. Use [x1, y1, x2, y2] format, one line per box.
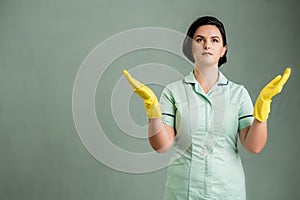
[148, 118, 174, 153]
[241, 119, 268, 154]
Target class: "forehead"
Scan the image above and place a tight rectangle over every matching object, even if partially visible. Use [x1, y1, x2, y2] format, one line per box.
[193, 25, 222, 38]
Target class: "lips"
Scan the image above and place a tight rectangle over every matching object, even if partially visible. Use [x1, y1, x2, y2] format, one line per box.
[202, 52, 213, 55]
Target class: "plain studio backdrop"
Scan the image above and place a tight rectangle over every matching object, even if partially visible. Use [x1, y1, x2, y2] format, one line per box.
[0, 0, 299, 199]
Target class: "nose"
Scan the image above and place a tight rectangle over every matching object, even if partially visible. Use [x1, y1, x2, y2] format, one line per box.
[204, 41, 211, 50]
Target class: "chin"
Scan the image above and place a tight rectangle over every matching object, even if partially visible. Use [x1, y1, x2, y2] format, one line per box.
[195, 60, 217, 67]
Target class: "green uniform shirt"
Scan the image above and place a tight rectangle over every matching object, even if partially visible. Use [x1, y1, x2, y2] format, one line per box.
[160, 70, 254, 200]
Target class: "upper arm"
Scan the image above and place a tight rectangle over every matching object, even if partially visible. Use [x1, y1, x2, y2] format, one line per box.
[237, 87, 254, 149]
[165, 123, 175, 141]
[239, 125, 251, 147]
[238, 86, 254, 132]
[159, 86, 177, 129]
[152, 123, 175, 153]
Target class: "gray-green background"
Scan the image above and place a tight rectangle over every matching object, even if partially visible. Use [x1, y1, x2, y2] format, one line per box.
[1, 0, 299, 199]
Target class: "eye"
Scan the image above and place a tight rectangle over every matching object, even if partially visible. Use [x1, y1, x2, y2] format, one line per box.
[212, 39, 219, 43]
[195, 38, 203, 43]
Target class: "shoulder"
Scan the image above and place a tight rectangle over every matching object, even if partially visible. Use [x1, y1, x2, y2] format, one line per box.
[219, 71, 248, 94]
[227, 79, 249, 93]
[162, 79, 186, 93]
[166, 79, 185, 88]
[226, 80, 252, 102]
[159, 79, 187, 102]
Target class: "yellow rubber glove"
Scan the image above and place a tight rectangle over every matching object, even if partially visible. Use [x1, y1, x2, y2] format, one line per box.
[254, 68, 291, 122]
[123, 70, 162, 118]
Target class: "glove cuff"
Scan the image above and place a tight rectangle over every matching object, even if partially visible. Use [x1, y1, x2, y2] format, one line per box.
[147, 103, 162, 119]
[253, 97, 272, 122]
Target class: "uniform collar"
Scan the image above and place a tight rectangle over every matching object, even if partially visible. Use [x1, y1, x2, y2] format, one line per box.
[184, 70, 229, 86]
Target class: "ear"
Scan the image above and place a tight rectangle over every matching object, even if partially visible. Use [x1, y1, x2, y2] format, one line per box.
[221, 45, 227, 57]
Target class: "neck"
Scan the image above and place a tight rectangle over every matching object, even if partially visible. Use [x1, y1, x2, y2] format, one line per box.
[194, 63, 219, 93]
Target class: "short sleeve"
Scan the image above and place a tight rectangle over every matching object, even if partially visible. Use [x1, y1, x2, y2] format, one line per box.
[238, 87, 254, 131]
[159, 86, 176, 128]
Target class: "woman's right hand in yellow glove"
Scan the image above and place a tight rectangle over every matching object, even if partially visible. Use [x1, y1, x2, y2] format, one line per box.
[123, 70, 162, 119]
[254, 68, 291, 122]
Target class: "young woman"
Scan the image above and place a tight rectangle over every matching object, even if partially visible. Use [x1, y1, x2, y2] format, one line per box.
[123, 16, 291, 199]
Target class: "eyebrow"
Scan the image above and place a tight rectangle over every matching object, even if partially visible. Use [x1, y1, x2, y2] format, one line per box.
[194, 35, 221, 39]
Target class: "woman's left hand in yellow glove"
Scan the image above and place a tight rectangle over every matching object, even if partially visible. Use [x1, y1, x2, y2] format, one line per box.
[123, 70, 162, 119]
[254, 68, 291, 122]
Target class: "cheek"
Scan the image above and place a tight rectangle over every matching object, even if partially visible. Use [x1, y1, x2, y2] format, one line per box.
[220, 46, 227, 57]
[215, 47, 225, 57]
[191, 43, 201, 54]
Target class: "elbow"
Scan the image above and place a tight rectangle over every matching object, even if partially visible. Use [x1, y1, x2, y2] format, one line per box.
[156, 148, 168, 154]
[152, 144, 172, 153]
[242, 141, 267, 155]
[249, 149, 261, 155]
[150, 141, 172, 154]
[149, 136, 174, 153]
[247, 147, 264, 154]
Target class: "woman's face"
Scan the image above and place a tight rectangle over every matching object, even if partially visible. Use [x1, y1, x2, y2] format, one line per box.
[191, 25, 227, 67]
